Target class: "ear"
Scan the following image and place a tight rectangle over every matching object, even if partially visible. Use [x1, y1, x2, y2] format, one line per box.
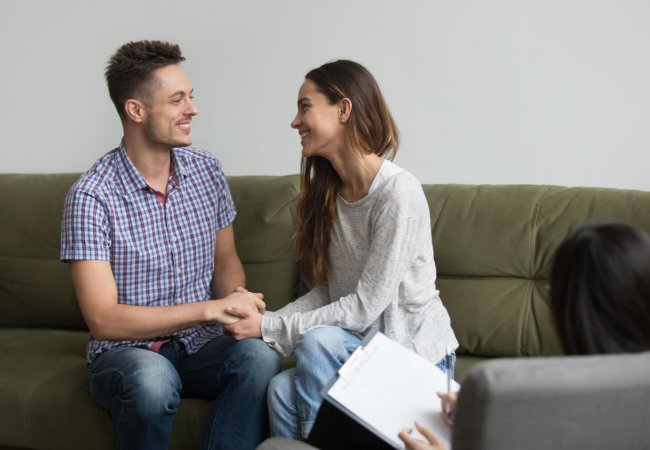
[338, 98, 352, 124]
[124, 99, 146, 124]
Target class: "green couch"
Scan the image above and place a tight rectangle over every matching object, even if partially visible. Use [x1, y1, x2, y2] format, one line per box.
[1, 173, 649, 450]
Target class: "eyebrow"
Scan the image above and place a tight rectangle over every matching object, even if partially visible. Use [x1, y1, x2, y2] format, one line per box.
[168, 89, 194, 99]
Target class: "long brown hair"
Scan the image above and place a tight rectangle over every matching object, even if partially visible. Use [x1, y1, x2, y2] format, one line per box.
[294, 60, 399, 284]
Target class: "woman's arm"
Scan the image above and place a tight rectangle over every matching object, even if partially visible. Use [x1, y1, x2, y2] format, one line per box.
[258, 178, 428, 355]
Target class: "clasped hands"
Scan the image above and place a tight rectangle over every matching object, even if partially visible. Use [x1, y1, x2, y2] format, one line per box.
[217, 287, 264, 340]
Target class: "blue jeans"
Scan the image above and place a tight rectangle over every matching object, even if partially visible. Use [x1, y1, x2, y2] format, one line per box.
[87, 336, 280, 450]
[267, 326, 361, 439]
[267, 326, 456, 440]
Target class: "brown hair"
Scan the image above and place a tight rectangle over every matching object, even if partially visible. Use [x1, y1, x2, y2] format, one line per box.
[294, 60, 399, 284]
[105, 40, 185, 120]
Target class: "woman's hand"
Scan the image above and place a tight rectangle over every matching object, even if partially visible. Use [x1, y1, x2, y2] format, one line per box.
[438, 391, 458, 427]
[398, 422, 448, 450]
[222, 301, 264, 339]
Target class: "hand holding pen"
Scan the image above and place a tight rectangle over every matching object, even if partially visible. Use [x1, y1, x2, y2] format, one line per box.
[437, 392, 458, 427]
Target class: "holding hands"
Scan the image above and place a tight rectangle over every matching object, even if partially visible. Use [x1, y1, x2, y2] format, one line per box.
[222, 287, 264, 339]
[208, 287, 265, 325]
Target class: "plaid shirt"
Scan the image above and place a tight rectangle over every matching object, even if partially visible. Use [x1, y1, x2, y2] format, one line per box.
[60, 143, 236, 363]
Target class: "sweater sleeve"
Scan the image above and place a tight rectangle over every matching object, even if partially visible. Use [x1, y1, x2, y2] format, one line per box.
[261, 178, 427, 356]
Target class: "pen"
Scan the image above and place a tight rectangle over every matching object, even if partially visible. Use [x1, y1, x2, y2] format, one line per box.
[445, 345, 452, 417]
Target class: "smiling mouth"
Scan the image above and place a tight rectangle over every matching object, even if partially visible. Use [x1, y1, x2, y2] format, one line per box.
[178, 122, 191, 134]
[299, 131, 309, 141]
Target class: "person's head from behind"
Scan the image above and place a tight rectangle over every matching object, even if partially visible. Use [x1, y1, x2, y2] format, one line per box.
[291, 60, 399, 284]
[105, 40, 197, 148]
[550, 222, 650, 355]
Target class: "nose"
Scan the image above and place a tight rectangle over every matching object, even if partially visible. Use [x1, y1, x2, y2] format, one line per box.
[186, 98, 199, 116]
[290, 113, 300, 129]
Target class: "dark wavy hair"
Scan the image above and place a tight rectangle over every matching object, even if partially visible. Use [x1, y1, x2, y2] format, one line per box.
[105, 40, 185, 120]
[550, 222, 650, 355]
[293, 60, 399, 284]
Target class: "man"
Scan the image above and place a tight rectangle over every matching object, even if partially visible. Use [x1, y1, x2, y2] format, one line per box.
[60, 40, 280, 450]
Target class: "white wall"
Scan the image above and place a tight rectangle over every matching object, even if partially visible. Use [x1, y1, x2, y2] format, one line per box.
[1, 0, 649, 190]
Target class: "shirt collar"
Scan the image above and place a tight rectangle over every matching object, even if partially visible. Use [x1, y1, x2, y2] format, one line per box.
[116, 141, 189, 194]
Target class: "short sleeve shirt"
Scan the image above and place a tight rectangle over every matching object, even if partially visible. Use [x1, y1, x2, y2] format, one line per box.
[60, 143, 236, 363]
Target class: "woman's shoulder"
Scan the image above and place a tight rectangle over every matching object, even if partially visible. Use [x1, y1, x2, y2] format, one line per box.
[378, 167, 424, 197]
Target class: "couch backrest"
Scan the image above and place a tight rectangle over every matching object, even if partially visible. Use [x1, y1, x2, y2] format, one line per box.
[426, 184, 650, 358]
[0, 174, 300, 329]
[452, 352, 650, 450]
[0, 174, 83, 328]
[2, 174, 650, 362]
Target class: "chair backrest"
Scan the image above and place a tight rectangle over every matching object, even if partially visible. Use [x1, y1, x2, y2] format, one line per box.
[451, 352, 650, 450]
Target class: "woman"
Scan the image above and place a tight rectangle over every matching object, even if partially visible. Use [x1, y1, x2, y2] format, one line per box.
[399, 222, 650, 450]
[224, 60, 458, 439]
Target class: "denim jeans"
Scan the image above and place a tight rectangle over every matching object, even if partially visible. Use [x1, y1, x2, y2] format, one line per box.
[267, 326, 456, 440]
[87, 336, 280, 450]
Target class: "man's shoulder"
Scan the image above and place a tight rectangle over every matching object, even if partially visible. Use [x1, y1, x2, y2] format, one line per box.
[70, 148, 121, 195]
[173, 147, 220, 166]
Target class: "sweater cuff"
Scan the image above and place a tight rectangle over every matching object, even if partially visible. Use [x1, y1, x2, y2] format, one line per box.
[261, 314, 292, 357]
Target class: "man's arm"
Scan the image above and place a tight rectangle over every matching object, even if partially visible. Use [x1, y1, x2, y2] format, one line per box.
[71, 260, 263, 341]
[212, 224, 247, 299]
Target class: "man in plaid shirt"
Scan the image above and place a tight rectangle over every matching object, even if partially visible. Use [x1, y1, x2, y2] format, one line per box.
[60, 40, 280, 450]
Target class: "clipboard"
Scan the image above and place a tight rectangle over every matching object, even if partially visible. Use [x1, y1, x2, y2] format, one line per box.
[320, 330, 460, 449]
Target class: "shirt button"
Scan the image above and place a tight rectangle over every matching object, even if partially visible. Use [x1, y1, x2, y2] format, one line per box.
[176, 268, 182, 275]
[175, 298, 182, 305]
[171, 235, 178, 242]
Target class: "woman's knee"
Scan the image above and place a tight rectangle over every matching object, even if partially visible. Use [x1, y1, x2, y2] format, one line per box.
[295, 326, 358, 362]
[267, 369, 295, 408]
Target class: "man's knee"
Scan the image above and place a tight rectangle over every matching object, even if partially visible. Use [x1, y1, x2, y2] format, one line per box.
[231, 338, 281, 381]
[94, 349, 181, 417]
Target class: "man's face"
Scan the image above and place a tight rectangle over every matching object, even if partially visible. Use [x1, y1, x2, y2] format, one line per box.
[141, 64, 198, 149]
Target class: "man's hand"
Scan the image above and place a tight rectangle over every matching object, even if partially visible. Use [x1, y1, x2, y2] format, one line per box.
[232, 287, 265, 312]
[206, 288, 265, 325]
[398, 422, 448, 450]
[222, 303, 263, 340]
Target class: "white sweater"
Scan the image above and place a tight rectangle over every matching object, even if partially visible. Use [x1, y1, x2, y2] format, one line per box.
[261, 163, 458, 363]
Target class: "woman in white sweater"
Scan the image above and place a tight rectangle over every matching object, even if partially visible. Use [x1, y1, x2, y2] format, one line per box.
[223, 60, 458, 440]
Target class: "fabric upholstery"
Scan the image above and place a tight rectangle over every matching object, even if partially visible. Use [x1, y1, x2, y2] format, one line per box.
[452, 352, 650, 450]
[3, 173, 650, 449]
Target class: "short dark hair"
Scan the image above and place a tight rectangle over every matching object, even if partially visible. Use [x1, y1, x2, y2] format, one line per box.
[105, 40, 185, 120]
[550, 222, 650, 355]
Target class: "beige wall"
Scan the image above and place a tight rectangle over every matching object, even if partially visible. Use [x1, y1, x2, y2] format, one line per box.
[1, 0, 649, 190]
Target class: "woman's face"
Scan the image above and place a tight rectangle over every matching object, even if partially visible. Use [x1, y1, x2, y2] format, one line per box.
[290, 80, 346, 158]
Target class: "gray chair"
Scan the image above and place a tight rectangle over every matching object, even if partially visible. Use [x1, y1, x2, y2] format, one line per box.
[453, 352, 650, 450]
[257, 437, 319, 450]
[258, 352, 650, 450]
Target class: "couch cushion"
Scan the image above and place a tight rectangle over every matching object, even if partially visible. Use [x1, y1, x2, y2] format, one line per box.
[0, 174, 301, 329]
[426, 184, 650, 361]
[0, 174, 85, 329]
[0, 328, 214, 450]
[228, 175, 300, 311]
